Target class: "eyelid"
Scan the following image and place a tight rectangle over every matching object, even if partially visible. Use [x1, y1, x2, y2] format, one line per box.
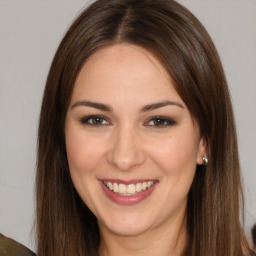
[78, 115, 176, 128]
[144, 116, 176, 128]
[79, 115, 111, 126]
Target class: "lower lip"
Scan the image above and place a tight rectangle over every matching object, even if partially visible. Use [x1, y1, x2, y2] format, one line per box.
[99, 180, 158, 206]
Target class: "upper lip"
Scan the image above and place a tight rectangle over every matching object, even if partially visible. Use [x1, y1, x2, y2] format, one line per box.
[100, 179, 158, 185]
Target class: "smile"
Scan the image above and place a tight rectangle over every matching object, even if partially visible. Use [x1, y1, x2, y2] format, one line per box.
[103, 181, 155, 196]
[100, 179, 158, 205]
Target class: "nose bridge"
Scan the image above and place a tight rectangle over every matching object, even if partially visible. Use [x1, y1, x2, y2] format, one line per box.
[107, 124, 145, 171]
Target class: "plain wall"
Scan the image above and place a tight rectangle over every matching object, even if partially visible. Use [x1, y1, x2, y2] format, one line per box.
[0, 0, 255, 251]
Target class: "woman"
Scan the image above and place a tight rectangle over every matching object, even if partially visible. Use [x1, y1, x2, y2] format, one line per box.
[36, 0, 254, 255]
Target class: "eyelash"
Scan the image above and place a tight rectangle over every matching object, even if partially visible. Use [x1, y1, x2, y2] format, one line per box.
[145, 116, 176, 128]
[79, 115, 176, 128]
[80, 115, 111, 126]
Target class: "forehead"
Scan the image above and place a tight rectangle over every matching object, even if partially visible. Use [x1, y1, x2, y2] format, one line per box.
[72, 43, 182, 105]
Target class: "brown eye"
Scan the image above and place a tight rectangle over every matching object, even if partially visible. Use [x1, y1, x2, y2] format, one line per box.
[153, 118, 166, 126]
[146, 116, 176, 128]
[80, 115, 110, 126]
[91, 117, 104, 125]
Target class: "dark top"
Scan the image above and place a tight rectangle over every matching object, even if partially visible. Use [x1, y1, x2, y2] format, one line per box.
[252, 224, 256, 249]
[0, 234, 35, 256]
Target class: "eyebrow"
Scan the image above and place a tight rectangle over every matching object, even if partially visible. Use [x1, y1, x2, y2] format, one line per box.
[140, 100, 184, 112]
[71, 100, 184, 112]
[71, 101, 113, 111]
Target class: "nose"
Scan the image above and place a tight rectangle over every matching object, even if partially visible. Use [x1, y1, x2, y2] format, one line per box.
[107, 127, 146, 171]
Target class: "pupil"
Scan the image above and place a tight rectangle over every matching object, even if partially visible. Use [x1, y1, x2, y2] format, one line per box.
[155, 119, 163, 125]
[94, 117, 102, 124]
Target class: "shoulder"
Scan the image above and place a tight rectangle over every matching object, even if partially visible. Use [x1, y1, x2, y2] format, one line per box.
[0, 233, 36, 256]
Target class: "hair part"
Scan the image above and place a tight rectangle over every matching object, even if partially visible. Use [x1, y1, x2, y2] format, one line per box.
[36, 0, 253, 255]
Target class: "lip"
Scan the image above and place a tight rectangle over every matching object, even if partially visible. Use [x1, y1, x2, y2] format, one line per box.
[99, 179, 158, 206]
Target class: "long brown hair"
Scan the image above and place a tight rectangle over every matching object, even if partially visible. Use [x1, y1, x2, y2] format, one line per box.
[36, 0, 253, 255]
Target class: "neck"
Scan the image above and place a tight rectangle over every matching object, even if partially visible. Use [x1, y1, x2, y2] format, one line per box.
[98, 214, 187, 256]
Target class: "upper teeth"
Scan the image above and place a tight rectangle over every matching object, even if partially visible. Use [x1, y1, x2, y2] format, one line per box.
[103, 181, 154, 195]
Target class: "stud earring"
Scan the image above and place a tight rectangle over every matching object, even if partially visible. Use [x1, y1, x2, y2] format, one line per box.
[202, 156, 208, 166]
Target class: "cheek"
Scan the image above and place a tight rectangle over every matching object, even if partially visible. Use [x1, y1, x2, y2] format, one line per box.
[65, 130, 105, 176]
[147, 131, 199, 176]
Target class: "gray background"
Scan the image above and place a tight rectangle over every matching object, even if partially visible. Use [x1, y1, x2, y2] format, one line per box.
[0, 0, 255, 251]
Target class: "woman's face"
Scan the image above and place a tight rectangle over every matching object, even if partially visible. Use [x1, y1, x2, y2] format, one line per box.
[65, 44, 206, 237]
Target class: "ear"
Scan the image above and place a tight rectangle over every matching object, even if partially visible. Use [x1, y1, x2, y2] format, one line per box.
[196, 137, 207, 165]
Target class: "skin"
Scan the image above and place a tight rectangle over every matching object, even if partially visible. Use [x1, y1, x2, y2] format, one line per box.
[65, 44, 207, 256]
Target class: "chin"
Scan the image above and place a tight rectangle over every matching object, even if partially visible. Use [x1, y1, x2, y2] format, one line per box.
[105, 224, 150, 237]
[98, 212, 154, 237]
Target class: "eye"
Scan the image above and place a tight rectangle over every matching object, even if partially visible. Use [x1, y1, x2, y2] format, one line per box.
[145, 116, 176, 128]
[80, 115, 110, 126]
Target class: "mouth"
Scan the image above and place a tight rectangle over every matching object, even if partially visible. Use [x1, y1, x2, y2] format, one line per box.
[100, 179, 158, 205]
[103, 180, 156, 196]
